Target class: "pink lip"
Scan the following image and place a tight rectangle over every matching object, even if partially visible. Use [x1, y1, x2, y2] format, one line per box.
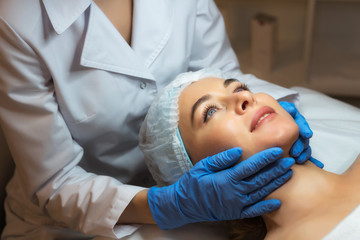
[250, 106, 276, 132]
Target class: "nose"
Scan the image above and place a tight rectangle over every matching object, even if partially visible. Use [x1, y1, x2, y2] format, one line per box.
[230, 91, 254, 115]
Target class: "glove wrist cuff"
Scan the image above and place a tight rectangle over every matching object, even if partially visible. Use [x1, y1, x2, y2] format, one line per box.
[148, 185, 188, 230]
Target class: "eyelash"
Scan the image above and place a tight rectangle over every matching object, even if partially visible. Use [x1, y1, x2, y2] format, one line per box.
[234, 83, 249, 92]
[202, 104, 218, 123]
[201, 83, 250, 123]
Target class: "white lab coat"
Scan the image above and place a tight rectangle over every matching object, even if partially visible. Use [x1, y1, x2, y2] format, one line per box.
[0, 0, 298, 239]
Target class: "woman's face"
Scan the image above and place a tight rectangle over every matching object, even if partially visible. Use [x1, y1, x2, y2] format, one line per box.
[178, 77, 299, 164]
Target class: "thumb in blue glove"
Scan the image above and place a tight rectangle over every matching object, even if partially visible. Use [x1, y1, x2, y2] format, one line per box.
[279, 101, 324, 168]
[148, 147, 294, 230]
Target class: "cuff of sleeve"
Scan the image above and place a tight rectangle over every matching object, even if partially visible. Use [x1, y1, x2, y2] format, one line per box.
[110, 184, 147, 239]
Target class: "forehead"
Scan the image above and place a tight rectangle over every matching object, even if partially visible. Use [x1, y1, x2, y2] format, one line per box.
[178, 77, 229, 120]
[181, 77, 225, 96]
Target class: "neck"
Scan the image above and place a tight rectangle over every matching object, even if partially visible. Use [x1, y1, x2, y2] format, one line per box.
[263, 161, 341, 235]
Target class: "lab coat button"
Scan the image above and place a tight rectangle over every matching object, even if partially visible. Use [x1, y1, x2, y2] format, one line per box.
[140, 82, 147, 89]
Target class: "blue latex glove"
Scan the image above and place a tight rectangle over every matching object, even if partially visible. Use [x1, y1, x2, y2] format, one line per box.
[279, 101, 324, 168]
[148, 147, 294, 230]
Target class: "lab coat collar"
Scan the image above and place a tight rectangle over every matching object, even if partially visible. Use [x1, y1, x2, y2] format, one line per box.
[42, 0, 92, 34]
[42, 0, 173, 80]
[80, 0, 173, 80]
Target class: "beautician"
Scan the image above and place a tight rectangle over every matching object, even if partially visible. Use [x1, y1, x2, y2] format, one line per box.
[0, 0, 318, 239]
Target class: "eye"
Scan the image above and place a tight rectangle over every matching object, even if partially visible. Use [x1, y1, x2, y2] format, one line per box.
[202, 105, 218, 123]
[233, 83, 249, 93]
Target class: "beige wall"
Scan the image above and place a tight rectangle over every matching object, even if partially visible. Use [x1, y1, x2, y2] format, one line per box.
[215, 0, 360, 97]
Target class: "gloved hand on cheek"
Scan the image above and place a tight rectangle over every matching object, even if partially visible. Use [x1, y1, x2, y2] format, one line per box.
[147, 147, 294, 230]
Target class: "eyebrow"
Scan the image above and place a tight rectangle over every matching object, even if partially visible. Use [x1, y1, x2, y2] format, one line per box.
[190, 78, 238, 125]
[223, 78, 239, 88]
[191, 94, 211, 124]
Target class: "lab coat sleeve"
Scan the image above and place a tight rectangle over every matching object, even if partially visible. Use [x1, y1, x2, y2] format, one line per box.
[189, 0, 299, 105]
[0, 16, 145, 239]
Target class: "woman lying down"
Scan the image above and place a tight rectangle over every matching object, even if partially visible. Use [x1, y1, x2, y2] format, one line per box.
[139, 69, 360, 240]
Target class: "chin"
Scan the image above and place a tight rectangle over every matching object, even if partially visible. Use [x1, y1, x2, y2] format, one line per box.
[257, 123, 299, 158]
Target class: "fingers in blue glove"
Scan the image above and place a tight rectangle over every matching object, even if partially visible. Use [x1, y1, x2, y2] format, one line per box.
[204, 147, 242, 172]
[229, 147, 284, 181]
[309, 156, 324, 169]
[279, 101, 296, 116]
[291, 144, 324, 168]
[240, 199, 281, 219]
[290, 138, 309, 158]
[279, 101, 312, 139]
[241, 157, 295, 192]
[294, 112, 312, 139]
[296, 146, 312, 164]
[246, 169, 293, 204]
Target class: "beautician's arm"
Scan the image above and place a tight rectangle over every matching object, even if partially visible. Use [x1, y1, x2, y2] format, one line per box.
[134, 148, 294, 230]
[0, 16, 146, 239]
[118, 189, 155, 224]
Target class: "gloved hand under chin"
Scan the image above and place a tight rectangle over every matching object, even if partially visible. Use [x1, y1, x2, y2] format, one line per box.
[147, 147, 294, 230]
[278, 101, 324, 168]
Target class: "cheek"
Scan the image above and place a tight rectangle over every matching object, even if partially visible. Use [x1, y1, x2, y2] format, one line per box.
[192, 120, 248, 163]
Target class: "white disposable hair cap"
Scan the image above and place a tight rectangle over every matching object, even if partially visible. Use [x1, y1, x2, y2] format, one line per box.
[139, 68, 231, 186]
